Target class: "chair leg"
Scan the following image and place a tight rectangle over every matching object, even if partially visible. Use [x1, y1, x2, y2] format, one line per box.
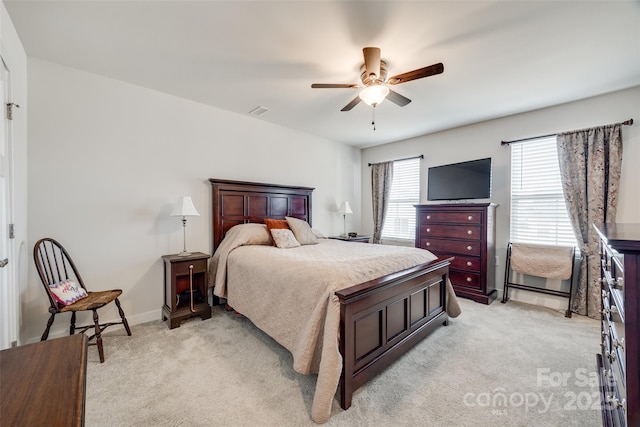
[93, 309, 105, 363]
[41, 313, 56, 341]
[115, 297, 132, 336]
[70, 311, 77, 335]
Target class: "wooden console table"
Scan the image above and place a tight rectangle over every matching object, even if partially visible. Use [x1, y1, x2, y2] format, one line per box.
[0, 334, 88, 426]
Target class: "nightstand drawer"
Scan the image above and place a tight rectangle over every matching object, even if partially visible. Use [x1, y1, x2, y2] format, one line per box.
[171, 259, 207, 276]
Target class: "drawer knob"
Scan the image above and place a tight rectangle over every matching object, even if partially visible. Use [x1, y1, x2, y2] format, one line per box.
[602, 290, 608, 298]
[467, 261, 473, 267]
[466, 277, 472, 282]
[426, 215, 431, 220]
[426, 228, 431, 232]
[467, 215, 473, 220]
[467, 230, 473, 235]
[467, 245, 473, 251]
[613, 338, 625, 351]
[426, 242, 431, 247]
[615, 277, 624, 289]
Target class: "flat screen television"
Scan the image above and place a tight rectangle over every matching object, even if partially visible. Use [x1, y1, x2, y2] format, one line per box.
[427, 157, 492, 201]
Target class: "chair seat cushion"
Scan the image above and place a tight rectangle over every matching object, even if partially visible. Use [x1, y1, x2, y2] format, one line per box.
[49, 279, 88, 306]
[60, 289, 123, 312]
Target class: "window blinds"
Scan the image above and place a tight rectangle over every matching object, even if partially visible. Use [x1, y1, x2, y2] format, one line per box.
[382, 157, 420, 241]
[510, 136, 577, 247]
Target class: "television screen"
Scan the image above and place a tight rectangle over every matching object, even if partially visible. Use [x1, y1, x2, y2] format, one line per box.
[427, 158, 492, 201]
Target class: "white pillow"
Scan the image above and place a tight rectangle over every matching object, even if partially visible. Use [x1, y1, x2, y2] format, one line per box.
[285, 216, 318, 245]
[271, 228, 301, 249]
[49, 279, 88, 306]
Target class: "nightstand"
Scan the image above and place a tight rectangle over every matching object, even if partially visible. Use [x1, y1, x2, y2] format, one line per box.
[161, 252, 211, 329]
[329, 235, 371, 243]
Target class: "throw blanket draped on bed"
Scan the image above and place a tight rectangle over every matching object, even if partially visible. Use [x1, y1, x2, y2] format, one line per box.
[209, 223, 460, 423]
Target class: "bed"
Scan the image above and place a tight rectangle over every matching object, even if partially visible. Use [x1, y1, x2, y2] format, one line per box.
[208, 179, 460, 423]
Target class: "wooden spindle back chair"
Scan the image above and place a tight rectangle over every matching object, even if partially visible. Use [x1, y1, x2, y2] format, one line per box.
[33, 238, 132, 362]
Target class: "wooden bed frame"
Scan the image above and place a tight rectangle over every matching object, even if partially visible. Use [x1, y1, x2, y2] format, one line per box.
[209, 178, 452, 410]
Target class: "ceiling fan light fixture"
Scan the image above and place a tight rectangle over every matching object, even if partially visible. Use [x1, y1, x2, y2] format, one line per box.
[359, 84, 389, 107]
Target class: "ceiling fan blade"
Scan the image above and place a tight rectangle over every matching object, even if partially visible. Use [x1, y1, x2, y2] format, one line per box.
[386, 89, 411, 107]
[363, 47, 381, 81]
[388, 63, 444, 85]
[311, 83, 359, 89]
[341, 96, 362, 112]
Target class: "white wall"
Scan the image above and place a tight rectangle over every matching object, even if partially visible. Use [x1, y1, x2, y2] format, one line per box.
[1, 3, 27, 346]
[26, 58, 360, 343]
[361, 86, 640, 310]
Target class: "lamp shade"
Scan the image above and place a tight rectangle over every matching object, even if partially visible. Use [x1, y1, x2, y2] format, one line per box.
[337, 201, 353, 215]
[170, 196, 200, 217]
[359, 85, 389, 107]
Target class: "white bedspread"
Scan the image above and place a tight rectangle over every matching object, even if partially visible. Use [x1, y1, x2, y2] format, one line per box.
[209, 224, 459, 423]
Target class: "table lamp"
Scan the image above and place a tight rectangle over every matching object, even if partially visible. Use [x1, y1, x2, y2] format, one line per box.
[171, 196, 200, 256]
[337, 201, 353, 237]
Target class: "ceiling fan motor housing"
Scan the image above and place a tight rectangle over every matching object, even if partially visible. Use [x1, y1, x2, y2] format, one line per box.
[360, 60, 387, 86]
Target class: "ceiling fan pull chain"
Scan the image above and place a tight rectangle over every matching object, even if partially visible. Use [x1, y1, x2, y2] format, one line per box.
[372, 108, 376, 131]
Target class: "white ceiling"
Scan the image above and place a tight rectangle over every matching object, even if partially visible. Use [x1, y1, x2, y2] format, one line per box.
[5, 1, 640, 148]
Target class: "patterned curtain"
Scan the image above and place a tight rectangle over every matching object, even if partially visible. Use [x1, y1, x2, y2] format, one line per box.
[371, 161, 394, 244]
[556, 124, 623, 318]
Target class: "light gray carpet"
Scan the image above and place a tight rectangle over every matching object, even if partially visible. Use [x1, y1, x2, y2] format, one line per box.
[86, 299, 601, 426]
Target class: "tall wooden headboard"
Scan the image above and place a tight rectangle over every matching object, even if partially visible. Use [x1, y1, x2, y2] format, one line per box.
[209, 179, 314, 252]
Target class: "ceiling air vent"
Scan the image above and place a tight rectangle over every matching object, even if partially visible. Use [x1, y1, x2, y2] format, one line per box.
[249, 106, 269, 116]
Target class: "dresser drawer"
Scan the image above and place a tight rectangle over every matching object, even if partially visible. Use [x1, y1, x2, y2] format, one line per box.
[419, 224, 481, 241]
[449, 255, 481, 272]
[450, 270, 481, 289]
[420, 237, 481, 256]
[419, 211, 482, 225]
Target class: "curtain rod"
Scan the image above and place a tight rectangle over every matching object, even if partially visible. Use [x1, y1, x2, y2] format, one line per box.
[501, 118, 634, 146]
[368, 154, 423, 166]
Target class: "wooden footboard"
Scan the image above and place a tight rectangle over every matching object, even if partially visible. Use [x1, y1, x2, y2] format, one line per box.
[335, 256, 452, 409]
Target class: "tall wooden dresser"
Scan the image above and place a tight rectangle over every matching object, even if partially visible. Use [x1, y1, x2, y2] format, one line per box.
[594, 223, 640, 427]
[415, 203, 497, 304]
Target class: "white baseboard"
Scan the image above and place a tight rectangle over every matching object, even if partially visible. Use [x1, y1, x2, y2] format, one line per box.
[26, 308, 162, 344]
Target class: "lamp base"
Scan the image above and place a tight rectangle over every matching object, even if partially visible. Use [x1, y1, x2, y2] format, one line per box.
[177, 251, 192, 257]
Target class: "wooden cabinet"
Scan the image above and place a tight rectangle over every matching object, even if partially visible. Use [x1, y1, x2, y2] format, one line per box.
[594, 223, 640, 427]
[1, 334, 87, 426]
[415, 203, 497, 304]
[161, 252, 211, 329]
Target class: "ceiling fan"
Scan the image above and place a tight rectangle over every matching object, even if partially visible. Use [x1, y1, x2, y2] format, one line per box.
[311, 47, 444, 112]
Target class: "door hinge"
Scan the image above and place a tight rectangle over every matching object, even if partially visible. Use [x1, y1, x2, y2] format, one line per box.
[6, 102, 20, 121]
[9, 223, 15, 239]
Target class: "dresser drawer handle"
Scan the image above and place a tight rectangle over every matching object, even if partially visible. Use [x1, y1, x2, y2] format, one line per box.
[467, 230, 473, 235]
[426, 228, 431, 232]
[467, 215, 473, 221]
[615, 277, 624, 289]
[467, 245, 473, 251]
[466, 277, 472, 283]
[426, 215, 431, 220]
[467, 261, 473, 267]
[425, 242, 431, 247]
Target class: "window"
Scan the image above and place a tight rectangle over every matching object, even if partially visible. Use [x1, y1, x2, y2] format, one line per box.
[382, 158, 420, 241]
[510, 136, 577, 247]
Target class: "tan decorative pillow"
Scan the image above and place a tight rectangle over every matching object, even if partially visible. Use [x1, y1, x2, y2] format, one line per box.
[264, 218, 290, 247]
[285, 216, 318, 245]
[270, 229, 301, 249]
